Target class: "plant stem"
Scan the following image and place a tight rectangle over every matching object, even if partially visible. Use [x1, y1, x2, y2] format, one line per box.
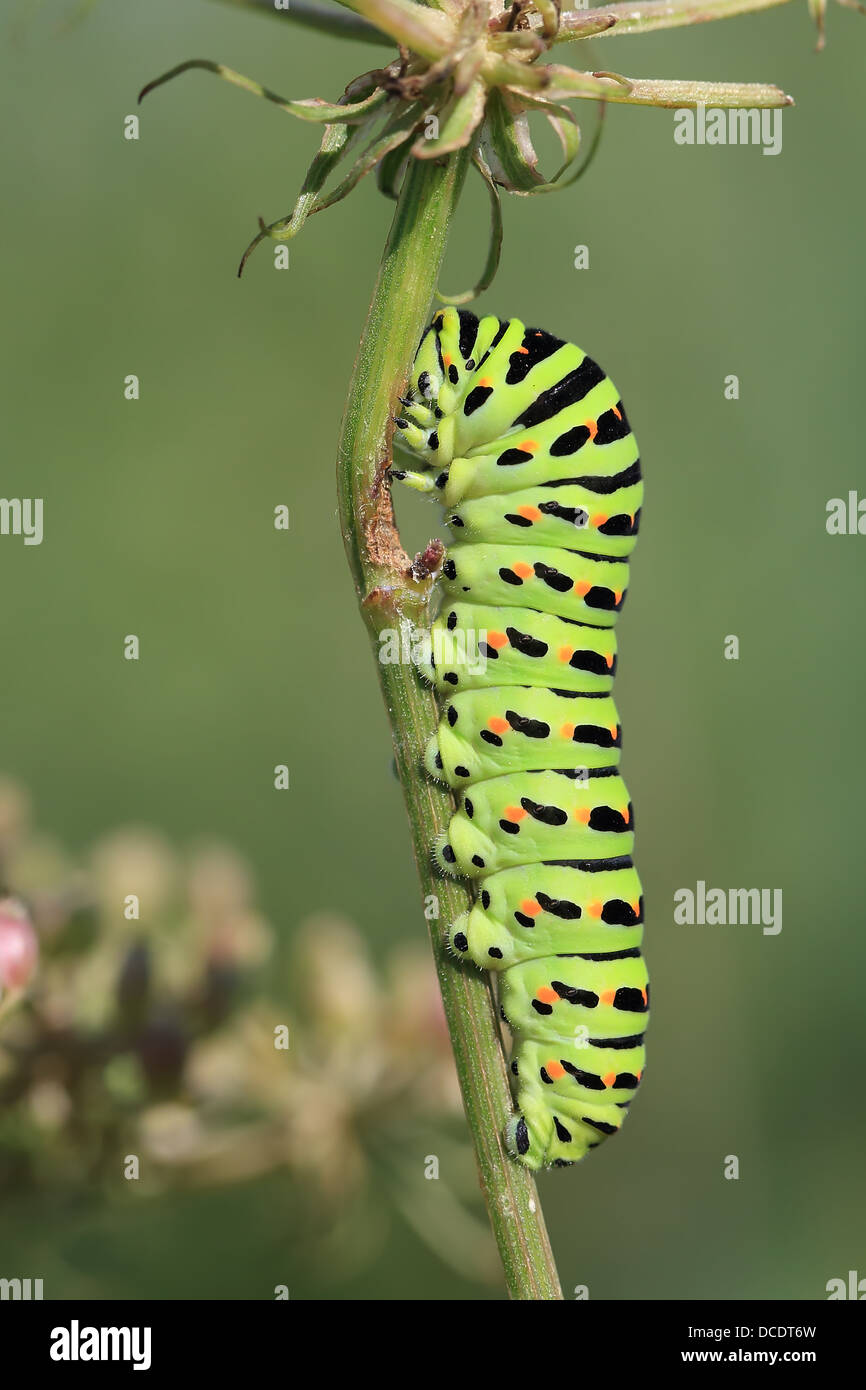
[557, 0, 794, 42]
[336, 152, 563, 1301]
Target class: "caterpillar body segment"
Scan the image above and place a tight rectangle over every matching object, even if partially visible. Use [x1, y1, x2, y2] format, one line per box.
[397, 307, 647, 1170]
[420, 603, 618, 695]
[431, 685, 622, 784]
[433, 769, 634, 877]
[449, 861, 644, 970]
[442, 543, 630, 625]
[448, 483, 642, 557]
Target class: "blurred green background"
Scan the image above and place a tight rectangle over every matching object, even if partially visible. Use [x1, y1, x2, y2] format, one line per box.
[1, 0, 864, 1300]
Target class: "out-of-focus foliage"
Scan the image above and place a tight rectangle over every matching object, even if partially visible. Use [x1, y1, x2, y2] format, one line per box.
[0, 779, 496, 1283]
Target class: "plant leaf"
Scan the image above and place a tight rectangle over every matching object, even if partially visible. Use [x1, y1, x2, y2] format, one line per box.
[412, 78, 487, 158]
[315, 101, 429, 210]
[487, 89, 607, 194]
[481, 89, 547, 192]
[532, 0, 562, 38]
[436, 151, 503, 304]
[334, 0, 454, 58]
[237, 119, 362, 274]
[521, 92, 608, 190]
[216, 0, 390, 43]
[542, 65, 793, 107]
[139, 58, 390, 123]
[517, 91, 582, 177]
[377, 141, 411, 199]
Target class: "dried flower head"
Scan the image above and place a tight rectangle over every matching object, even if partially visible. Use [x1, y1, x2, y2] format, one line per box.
[132, 0, 856, 292]
[0, 897, 39, 999]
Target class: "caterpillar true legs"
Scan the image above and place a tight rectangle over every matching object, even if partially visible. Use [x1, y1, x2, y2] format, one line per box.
[395, 307, 648, 1170]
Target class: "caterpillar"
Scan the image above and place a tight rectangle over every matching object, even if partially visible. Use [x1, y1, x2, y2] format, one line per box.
[393, 307, 648, 1170]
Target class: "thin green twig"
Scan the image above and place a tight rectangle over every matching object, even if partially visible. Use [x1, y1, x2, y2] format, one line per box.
[335, 150, 563, 1301]
[555, 0, 795, 41]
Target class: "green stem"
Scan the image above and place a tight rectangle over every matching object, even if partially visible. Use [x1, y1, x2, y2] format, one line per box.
[336, 152, 563, 1301]
[557, 0, 794, 41]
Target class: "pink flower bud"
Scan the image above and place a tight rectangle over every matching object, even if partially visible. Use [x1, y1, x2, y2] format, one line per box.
[0, 897, 39, 993]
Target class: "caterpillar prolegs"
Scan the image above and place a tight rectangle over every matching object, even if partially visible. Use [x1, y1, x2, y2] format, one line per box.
[394, 308, 648, 1170]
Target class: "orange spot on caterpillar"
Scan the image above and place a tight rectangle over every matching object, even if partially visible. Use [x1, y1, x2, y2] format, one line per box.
[600, 988, 616, 1006]
[487, 716, 509, 735]
[557, 646, 573, 663]
[632, 900, 640, 915]
[442, 353, 452, 367]
[602, 1071, 616, 1088]
[479, 377, 494, 388]
[513, 561, 533, 579]
[605, 654, 614, 669]
[517, 505, 542, 521]
[613, 590, 623, 605]
[486, 631, 508, 649]
[560, 723, 575, 739]
[586, 899, 603, 917]
[585, 419, 598, 440]
[636, 1068, 643, 1081]
[621, 806, 630, 825]
[640, 989, 647, 1007]
[591, 513, 608, 528]
[546, 1059, 566, 1079]
[575, 580, 591, 597]
[519, 440, 539, 453]
[609, 725, 618, 739]
[574, 808, 591, 825]
[536, 987, 558, 1004]
[612, 405, 622, 421]
[520, 898, 542, 917]
[503, 805, 527, 822]
[516, 345, 530, 354]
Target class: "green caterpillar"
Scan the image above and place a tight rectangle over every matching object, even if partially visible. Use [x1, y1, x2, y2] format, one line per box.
[393, 307, 647, 1170]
